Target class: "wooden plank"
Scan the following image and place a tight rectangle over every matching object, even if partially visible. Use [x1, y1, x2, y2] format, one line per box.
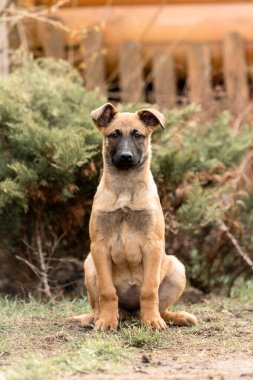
[0, 0, 9, 76]
[187, 43, 212, 109]
[81, 28, 106, 95]
[153, 51, 176, 109]
[223, 32, 249, 114]
[120, 41, 144, 103]
[37, 17, 65, 59]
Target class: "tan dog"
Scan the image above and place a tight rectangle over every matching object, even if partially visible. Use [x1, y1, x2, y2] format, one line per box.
[72, 103, 197, 331]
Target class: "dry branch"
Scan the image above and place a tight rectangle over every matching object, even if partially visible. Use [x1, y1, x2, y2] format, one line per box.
[35, 219, 52, 298]
[219, 221, 253, 271]
[16, 255, 42, 278]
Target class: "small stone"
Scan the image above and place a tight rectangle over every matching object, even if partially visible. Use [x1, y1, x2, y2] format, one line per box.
[142, 354, 151, 363]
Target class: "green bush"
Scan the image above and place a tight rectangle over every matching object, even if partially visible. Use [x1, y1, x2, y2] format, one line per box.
[0, 58, 104, 296]
[0, 58, 253, 297]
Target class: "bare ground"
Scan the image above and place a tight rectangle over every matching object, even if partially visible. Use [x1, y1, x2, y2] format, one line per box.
[68, 353, 253, 380]
[61, 292, 253, 380]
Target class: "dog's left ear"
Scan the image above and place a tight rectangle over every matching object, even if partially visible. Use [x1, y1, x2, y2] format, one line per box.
[91, 103, 118, 129]
[137, 108, 165, 129]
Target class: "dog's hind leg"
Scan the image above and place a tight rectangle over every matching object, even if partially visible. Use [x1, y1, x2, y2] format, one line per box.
[68, 254, 99, 326]
[159, 256, 198, 326]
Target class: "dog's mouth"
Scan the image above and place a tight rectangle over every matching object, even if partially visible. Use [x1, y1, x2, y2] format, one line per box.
[112, 159, 138, 170]
[111, 158, 141, 170]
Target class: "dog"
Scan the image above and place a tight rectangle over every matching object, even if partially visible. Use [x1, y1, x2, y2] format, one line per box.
[71, 103, 197, 331]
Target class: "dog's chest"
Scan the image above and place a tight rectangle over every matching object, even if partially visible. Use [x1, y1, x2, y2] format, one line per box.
[94, 208, 153, 264]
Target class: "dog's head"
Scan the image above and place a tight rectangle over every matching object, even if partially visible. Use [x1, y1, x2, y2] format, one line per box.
[91, 103, 165, 170]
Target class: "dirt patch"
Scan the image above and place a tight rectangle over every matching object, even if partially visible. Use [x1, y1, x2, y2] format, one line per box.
[59, 295, 253, 380]
[64, 352, 253, 380]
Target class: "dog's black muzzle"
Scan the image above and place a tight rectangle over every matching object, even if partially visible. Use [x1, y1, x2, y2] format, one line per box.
[111, 136, 142, 170]
[113, 151, 137, 169]
[113, 148, 142, 169]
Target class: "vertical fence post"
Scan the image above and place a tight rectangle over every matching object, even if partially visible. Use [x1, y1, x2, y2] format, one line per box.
[82, 27, 106, 96]
[223, 32, 249, 115]
[120, 41, 144, 103]
[0, 0, 9, 76]
[37, 17, 65, 59]
[153, 51, 176, 109]
[187, 43, 212, 109]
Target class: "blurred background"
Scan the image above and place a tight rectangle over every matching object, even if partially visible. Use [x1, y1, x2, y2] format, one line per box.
[1, 0, 253, 112]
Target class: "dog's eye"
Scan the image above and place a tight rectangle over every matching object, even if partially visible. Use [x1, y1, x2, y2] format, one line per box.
[109, 132, 120, 139]
[134, 133, 144, 140]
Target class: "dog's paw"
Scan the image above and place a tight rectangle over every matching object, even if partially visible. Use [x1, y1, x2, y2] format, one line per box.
[141, 316, 167, 330]
[177, 312, 198, 326]
[67, 312, 98, 327]
[95, 317, 118, 331]
[162, 311, 198, 326]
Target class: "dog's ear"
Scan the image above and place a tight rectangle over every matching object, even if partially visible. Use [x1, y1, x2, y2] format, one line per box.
[91, 103, 118, 129]
[137, 108, 165, 129]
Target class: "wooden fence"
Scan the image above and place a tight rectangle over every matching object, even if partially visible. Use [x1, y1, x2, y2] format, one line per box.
[26, 23, 253, 113]
[0, 0, 9, 76]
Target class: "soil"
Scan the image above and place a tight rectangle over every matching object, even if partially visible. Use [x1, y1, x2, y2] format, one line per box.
[60, 292, 253, 380]
[67, 352, 253, 380]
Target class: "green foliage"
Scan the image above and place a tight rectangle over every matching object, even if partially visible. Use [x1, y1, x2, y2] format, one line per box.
[0, 58, 104, 295]
[0, 59, 102, 193]
[152, 111, 253, 185]
[150, 110, 253, 292]
[177, 182, 223, 229]
[184, 112, 252, 169]
[0, 178, 25, 209]
[238, 189, 253, 238]
[0, 58, 103, 234]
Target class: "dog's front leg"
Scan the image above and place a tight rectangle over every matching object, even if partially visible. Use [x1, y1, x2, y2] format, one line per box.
[91, 242, 118, 331]
[141, 241, 167, 330]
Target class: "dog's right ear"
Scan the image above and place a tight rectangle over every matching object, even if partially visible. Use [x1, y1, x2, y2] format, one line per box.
[91, 103, 118, 130]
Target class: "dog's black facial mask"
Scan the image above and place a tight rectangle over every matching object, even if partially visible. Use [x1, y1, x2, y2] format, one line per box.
[107, 129, 145, 170]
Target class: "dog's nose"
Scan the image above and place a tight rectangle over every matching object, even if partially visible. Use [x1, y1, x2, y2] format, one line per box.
[120, 152, 133, 161]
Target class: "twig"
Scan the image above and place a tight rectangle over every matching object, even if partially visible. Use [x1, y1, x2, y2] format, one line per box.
[48, 232, 66, 260]
[0, 0, 12, 14]
[232, 102, 253, 131]
[35, 218, 52, 298]
[16, 255, 42, 279]
[1, 0, 70, 22]
[1, 4, 101, 38]
[219, 221, 253, 271]
[20, 238, 34, 251]
[16, 14, 29, 52]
